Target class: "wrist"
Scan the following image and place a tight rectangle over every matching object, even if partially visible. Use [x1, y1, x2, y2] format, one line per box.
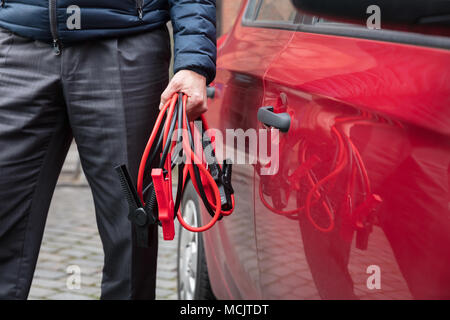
[177, 67, 209, 84]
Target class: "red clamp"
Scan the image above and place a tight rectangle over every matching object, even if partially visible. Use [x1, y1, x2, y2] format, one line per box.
[152, 153, 175, 240]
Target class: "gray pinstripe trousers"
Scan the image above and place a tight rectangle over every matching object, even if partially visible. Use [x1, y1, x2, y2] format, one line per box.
[0, 26, 170, 299]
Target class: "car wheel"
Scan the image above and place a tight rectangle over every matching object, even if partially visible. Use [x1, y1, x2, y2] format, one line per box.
[177, 181, 216, 300]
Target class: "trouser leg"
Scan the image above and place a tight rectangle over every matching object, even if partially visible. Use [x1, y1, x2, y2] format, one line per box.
[61, 27, 171, 299]
[0, 29, 71, 299]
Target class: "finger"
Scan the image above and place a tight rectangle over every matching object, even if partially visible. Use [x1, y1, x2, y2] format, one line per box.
[187, 101, 208, 121]
[188, 92, 204, 109]
[160, 82, 176, 109]
[186, 94, 201, 119]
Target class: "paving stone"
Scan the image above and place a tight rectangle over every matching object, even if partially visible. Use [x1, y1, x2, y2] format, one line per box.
[156, 279, 177, 290]
[77, 286, 101, 297]
[81, 275, 101, 287]
[47, 292, 96, 300]
[31, 278, 66, 290]
[71, 244, 104, 255]
[67, 258, 103, 269]
[33, 269, 66, 280]
[34, 260, 52, 268]
[36, 252, 67, 262]
[39, 245, 61, 254]
[28, 287, 58, 299]
[156, 288, 174, 298]
[157, 260, 177, 270]
[89, 254, 105, 262]
[157, 270, 177, 281]
[58, 248, 90, 259]
[167, 293, 178, 300]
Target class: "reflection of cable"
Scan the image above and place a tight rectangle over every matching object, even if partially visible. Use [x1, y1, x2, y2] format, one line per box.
[257, 142, 322, 217]
[258, 114, 375, 234]
[259, 182, 303, 216]
[304, 127, 346, 232]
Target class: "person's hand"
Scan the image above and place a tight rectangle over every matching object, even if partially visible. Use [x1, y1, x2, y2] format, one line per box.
[160, 70, 207, 120]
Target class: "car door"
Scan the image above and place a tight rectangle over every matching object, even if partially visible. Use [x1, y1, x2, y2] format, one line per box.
[253, 5, 450, 299]
[203, 0, 296, 299]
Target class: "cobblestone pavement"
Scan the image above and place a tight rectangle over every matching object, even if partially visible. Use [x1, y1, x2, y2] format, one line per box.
[29, 144, 178, 300]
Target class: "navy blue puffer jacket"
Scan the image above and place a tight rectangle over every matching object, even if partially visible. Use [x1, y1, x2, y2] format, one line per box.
[0, 0, 216, 83]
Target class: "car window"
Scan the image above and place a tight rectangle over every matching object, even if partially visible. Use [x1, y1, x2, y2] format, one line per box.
[255, 0, 297, 23]
[312, 14, 450, 49]
[243, 0, 450, 49]
[243, 0, 318, 29]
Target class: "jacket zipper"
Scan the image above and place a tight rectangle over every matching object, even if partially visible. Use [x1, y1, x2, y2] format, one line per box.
[136, 0, 144, 20]
[49, 0, 61, 55]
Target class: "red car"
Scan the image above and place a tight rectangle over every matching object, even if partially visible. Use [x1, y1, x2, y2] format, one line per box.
[177, 0, 450, 300]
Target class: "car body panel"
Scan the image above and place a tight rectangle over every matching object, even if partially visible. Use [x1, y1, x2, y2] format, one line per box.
[257, 30, 450, 300]
[203, 0, 450, 300]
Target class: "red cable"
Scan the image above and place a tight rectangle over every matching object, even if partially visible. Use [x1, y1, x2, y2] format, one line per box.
[177, 94, 223, 232]
[137, 95, 178, 203]
[137, 93, 234, 233]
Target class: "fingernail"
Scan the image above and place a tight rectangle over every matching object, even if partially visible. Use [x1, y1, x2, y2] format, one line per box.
[159, 102, 163, 109]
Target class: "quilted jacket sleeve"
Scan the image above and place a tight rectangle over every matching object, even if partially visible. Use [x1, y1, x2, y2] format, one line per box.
[168, 0, 217, 85]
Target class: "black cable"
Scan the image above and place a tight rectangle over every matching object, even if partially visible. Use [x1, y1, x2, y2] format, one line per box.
[159, 105, 179, 168]
[143, 112, 167, 181]
[185, 111, 222, 219]
[173, 93, 185, 218]
[173, 163, 184, 220]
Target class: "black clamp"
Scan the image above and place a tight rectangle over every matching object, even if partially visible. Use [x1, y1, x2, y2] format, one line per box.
[201, 133, 234, 212]
[115, 165, 158, 248]
[220, 160, 234, 211]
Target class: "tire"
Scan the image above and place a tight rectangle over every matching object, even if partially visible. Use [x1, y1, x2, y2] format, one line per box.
[177, 181, 216, 300]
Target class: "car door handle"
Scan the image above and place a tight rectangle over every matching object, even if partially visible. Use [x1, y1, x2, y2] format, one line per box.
[206, 86, 216, 99]
[257, 106, 291, 133]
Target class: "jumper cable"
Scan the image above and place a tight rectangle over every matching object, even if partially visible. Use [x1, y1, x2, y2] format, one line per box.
[116, 93, 235, 247]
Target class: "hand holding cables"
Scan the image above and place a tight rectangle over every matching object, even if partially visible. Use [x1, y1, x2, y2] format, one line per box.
[116, 93, 235, 247]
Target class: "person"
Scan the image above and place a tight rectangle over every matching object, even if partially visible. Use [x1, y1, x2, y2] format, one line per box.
[0, 0, 216, 300]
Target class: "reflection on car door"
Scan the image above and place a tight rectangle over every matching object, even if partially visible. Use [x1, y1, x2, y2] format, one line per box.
[254, 15, 450, 299]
